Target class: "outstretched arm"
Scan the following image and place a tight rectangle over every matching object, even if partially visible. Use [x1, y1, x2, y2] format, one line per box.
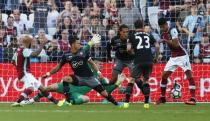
[43, 62, 64, 78]
[88, 59, 103, 79]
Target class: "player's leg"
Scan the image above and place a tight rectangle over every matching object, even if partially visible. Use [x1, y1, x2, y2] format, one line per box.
[101, 75, 125, 94]
[26, 83, 60, 105]
[62, 75, 78, 103]
[181, 55, 196, 105]
[12, 87, 33, 107]
[12, 73, 35, 106]
[155, 58, 177, 105]
[83, 76, 119, 106]
[38, 85, 59, 105]
[141, 64, 153, 109]
[123, 64, 141, 108]
[110, 59, 125, 84]
[94, 85, 119, 105]
[155, 71, 172, 105]
[184, 70, 196, 105]
[70, 93, 90, 105]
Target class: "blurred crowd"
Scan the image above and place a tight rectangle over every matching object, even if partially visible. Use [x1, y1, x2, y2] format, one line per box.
[0, 0, 209, 63]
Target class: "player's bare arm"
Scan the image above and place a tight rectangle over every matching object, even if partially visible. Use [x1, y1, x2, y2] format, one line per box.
[43, 63, 64, 78]
[154, 42, 162, 62]
[162, 38, 180, 50]
[88, 58, 103, 79]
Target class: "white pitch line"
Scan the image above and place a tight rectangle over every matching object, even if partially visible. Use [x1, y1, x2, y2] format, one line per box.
[0, 109, 207, 114]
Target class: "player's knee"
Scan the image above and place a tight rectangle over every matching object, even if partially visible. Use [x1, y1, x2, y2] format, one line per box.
[82, 96, 90, 103]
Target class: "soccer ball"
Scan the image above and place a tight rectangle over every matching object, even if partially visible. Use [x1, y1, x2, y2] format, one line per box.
[171, 89, 181, 99]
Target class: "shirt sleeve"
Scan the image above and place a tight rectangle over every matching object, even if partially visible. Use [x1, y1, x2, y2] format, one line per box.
[170, 28, 179, 39]
[149, 34, 156, 45]
[59, 54, 67, 66]
[23, 48, 32, 57]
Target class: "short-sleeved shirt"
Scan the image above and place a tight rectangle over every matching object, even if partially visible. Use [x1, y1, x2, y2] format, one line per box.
[13, 47, 32, 79]
[110, 36, 134, 61]
[129, 31, 155, 64]
[60, 46, 93, 77]
[160, 28, 187, 57]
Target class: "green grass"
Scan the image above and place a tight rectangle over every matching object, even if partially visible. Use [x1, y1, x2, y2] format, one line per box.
[0, 103, 209, 121]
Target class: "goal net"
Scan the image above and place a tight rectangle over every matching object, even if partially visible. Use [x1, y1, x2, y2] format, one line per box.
[0, 0, 210, 103]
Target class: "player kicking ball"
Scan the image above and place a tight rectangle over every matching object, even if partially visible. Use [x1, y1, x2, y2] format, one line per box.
[11, 35, 59, 107]
[155, 18, 196, 105]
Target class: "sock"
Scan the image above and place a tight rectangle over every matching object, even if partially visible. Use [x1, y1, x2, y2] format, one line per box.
[17, 89, 32, 103]
[142, 83, 150, 103]
[160, 78, 168, 97]
[125, 83, 134, 103]
[104, 85, 117, 94]
[63, 81, 71, 102]
[63, 81, 70, 93]
[33, 92, 43, 102]
[106, 94, 118, 105]
[136, 79, 143, 92]
[42, 91, 58, 104]
[188, 77, 196, 98]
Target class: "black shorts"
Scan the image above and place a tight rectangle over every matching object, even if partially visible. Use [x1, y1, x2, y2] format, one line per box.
[130, 63, 153, 80]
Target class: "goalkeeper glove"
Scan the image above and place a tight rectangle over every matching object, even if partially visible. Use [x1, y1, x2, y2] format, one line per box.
[88, 34, 101, 46]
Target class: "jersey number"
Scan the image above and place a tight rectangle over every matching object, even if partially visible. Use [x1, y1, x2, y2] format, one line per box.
[136, 36, 150, 49]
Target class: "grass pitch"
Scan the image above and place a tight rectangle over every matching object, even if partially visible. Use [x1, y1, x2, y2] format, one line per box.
[0, 103, 209, 121]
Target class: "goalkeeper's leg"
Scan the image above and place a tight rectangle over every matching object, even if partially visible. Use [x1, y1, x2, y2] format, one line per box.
[71, 94, 90, 105]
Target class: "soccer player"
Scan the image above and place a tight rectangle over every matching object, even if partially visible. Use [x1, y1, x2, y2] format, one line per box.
[122, 20, 161, 109]
[11, 35, 59, 106]
[155, 18, 196, 105]
[107, 24, 134, 91]
[41, 35, 123, 106]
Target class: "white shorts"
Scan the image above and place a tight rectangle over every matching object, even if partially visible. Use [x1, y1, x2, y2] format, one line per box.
[21, 73, 41, 91]
[164, 55, 191, 72]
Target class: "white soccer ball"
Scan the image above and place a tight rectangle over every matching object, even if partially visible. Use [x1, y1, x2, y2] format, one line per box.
[171, 89, 181, 99]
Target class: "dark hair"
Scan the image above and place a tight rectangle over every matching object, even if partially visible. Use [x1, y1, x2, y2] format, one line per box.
[158, 18, 167, 26]
[134, 19, 144, 29]
[119, 24, 129, 31]
[69, 36, 79, 46]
